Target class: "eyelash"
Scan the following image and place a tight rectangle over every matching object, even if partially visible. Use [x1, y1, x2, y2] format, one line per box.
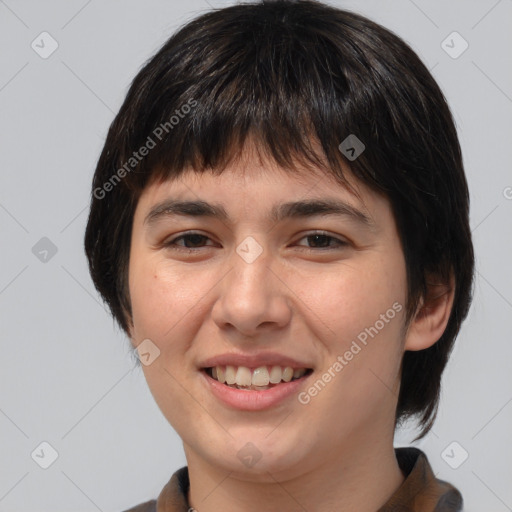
[162, 231, 348, 252]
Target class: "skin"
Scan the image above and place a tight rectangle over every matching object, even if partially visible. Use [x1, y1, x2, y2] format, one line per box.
[128, 146, 454, 512]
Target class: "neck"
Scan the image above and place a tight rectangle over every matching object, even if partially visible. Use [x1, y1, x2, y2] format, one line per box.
[184, 432, 405, 512]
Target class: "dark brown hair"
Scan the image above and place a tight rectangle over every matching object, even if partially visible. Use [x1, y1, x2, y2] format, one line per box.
[84, 0, 474, 439]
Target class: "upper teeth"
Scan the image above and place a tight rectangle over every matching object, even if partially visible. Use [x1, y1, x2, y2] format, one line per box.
[210, 366, 308, 386]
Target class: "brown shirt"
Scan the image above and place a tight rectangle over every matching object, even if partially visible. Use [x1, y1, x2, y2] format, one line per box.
[123, 447, 463, 512]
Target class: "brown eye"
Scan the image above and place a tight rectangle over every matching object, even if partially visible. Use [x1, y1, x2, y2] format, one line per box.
[164, 232, 214, 250]
[296, 232, 348, 250]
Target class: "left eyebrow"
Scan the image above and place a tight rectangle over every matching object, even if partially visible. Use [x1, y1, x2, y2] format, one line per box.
[144, 198, 376, 230]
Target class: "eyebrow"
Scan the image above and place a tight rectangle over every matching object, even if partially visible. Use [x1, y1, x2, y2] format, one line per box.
[144, 198, 376, 229]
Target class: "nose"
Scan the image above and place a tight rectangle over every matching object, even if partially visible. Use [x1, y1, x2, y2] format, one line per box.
[210, 238, 292, 338]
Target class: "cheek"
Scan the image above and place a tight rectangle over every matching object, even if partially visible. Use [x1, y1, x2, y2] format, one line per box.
[304, 252, 407, 393]
[129, 255, 211, 342]
[129, 257, 206, 423]
[299, 252, 407, 342]
[129, 258, 168, 340]
[296, 258, 407, 431]
[341, 254, 407, 358]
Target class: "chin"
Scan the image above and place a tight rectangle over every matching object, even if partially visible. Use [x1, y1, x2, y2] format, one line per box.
[210, 435, 312, 479]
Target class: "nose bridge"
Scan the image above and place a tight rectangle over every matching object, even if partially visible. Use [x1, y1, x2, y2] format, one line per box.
[212, 233, 291, 333]
[235, 235, 266, 266]
[228, 234, 273, 300]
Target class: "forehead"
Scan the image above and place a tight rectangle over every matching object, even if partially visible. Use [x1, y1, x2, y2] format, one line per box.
[134, 155, 390, 231]
[143, 154, 358, 199]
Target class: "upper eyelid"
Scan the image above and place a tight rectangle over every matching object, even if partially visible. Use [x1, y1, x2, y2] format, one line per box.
[164, 231, 348, 246]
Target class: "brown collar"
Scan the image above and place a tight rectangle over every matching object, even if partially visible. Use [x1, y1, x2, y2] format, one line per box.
[125, 447, 463, 512]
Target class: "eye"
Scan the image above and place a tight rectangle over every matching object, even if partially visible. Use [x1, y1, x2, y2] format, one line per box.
[162, 231, 348, 252]
[163, 232, 215, 250]
[295, 232, 348, 250]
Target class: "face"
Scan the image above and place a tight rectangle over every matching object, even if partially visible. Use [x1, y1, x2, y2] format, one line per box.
[128, 153, 409, 481]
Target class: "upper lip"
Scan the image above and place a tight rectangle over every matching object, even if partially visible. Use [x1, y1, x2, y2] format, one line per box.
[199, 352, 314, 370]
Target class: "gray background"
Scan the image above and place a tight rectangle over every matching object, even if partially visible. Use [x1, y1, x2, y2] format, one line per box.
[0, 0, 511, 511]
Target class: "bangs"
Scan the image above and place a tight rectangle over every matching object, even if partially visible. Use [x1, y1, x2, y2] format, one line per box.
[112, 4, 398, 197]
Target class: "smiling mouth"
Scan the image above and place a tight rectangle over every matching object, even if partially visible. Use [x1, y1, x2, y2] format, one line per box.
[203, 366, 314, 391]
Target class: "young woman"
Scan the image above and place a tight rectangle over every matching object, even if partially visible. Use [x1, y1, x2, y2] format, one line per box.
[85, 1, 474, 510]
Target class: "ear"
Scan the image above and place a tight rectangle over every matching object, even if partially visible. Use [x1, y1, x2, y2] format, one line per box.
[403, 271, 455, 351]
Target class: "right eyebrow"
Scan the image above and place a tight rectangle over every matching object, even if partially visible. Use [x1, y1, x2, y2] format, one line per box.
[144, 197, 376, 231]
[144, 199, 230, 226]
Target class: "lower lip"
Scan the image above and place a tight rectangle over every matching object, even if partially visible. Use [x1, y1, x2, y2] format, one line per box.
[200, 370, 312, 411]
